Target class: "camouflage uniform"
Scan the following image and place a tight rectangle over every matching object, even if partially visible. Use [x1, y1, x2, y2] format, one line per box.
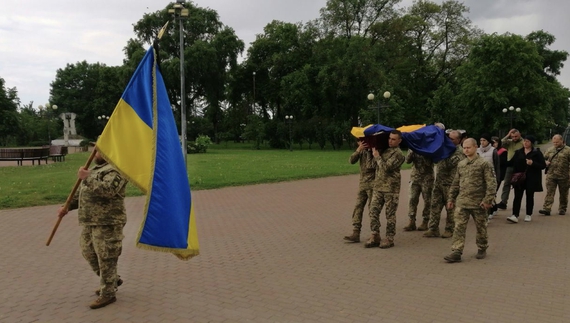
[427, 146, 465, 234]
[542, 145, 570, 213]
[69, 162, 128, 298]
[349, 149, 376, 230]
[369, 148, 405, 239]
[447, 155, 497, 254]
[405, 151, 434, 223]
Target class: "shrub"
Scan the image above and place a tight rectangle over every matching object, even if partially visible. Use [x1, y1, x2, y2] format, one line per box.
[188, 134, 212, 153]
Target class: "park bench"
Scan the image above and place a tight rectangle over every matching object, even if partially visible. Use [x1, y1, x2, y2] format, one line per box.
[49, 145, 68, 162]
[0, 147, 50, 166]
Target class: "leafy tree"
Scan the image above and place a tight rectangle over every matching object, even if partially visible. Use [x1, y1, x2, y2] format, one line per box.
[131, 2, 244, 140]
[442, 32, 569, 137]
[0, 78, 21, 146]
[50, 62, 126, 140]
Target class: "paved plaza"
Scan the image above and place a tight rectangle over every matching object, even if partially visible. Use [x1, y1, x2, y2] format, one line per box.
[1, 170, 569, 322]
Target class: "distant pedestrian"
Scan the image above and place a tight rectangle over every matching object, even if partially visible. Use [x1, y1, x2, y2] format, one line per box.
[539, 134, 570, 216]
[344, 138, 376, 242]
[496, 129, 524, 210]
[477, 133, 499, 219]
[489, 136, 507, 219]
[506, 135, 546, 223]
[364, 130, 405, 249]
[444, 138, 496, 263]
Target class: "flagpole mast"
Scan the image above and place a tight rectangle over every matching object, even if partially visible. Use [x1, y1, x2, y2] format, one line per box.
[170, 1, 189, 166]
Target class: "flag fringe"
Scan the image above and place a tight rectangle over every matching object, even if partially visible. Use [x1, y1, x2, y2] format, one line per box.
[136, 242, 200, 260]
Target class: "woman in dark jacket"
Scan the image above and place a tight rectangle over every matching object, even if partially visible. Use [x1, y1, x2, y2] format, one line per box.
[506, 135, 546, 223]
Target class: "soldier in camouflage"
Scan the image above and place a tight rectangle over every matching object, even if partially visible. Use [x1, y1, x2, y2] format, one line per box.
[364, 130, 405, 249]
[344, 139, 377, 242]
[58, 147, 128, 309]
[404, 150, 434, 231]
[423, 130, 465, 238]
[539, 134, 570, 216]
[444, 138, 496, 263]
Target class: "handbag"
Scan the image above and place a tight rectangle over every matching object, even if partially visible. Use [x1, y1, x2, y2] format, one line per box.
[511, 171, 526, 187]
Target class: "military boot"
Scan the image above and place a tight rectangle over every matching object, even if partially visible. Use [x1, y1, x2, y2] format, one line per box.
[95, 277, 123, 296]
[441, 230, 453, 238]
[476, 249, 487, 259]
[423, 229, 440, 237]
[444, 250, 462, 263]
[417, 220, 429, 231]
[403, 219, 416, 231]
[364, 233, 380, 248]
[89, 295, 117, 309]
[343, 230, 361, 243]
[379, 237, 394, 249]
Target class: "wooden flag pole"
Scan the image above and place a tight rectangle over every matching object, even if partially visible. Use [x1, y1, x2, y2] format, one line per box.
[46, 147, 98, 246]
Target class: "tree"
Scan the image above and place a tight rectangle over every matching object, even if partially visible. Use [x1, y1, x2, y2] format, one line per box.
[50, 62, 126, 139]
[131, 3, 244, 141]
[441, 32, 569, 137]
[0, 78, 21, 146]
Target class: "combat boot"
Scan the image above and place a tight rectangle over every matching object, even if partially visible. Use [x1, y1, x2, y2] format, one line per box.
[343, 230, 361, 243]
[441, 230, 453, 238]
[423, 229, 440, 238]
[417, 220, 429, 231]
[95, 277, 123, 296]
[444, 250, 462, 263]
[364, 233, 380, 248]
[379, 237, 394, 249]
[89, 295, 117, 309]
[476, 249, 487, 259]
[403, 219, 416, 231]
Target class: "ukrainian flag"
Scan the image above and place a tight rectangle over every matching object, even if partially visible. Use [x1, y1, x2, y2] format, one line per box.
[96, 47, 199, 260]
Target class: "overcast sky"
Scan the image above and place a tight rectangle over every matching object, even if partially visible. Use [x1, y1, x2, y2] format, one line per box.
[1, 0, 569, 108]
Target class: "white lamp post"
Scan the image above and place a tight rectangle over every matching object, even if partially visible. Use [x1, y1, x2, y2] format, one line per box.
[367, 91, 391, 124]
[502, 106, 521, 128]
[38, 103, 58, 144]
[285, 115, 294, 151]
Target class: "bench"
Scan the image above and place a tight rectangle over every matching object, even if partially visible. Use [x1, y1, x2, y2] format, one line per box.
[0, 147, 50, 166]
[49, 145, 68, 162]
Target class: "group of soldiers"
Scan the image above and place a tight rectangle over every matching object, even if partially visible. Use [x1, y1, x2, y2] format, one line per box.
[343, 125, 570, 263]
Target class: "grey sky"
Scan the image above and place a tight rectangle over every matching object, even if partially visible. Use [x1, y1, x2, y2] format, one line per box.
[1, 0, 568, 108]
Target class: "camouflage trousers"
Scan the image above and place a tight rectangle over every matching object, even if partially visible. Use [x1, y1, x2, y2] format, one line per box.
[450, 207, 488, 253]
[543, 176, 570, 212]
[407, 179, 433, 222]
[80, 224, 125, 298]
[369, 191, 399, 238]
[428, 184, 455, 233]
[350, 184, 373, 230]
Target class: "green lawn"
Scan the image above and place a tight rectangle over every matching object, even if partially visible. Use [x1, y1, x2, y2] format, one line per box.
[0, 145, 410, 209]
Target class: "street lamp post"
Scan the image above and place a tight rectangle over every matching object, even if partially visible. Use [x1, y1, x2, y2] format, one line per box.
[252, 71, 256, 115]
[38, 103, 58, 144]
[367, 91, 391, 124]
[97, 114, 110, 133]
[169, 0, 189, 165]
[285, 115, 293, 151]
[502, 105, 521, 129]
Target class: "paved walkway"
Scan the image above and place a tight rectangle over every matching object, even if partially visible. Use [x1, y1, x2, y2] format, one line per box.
[1, 170, 569, 323]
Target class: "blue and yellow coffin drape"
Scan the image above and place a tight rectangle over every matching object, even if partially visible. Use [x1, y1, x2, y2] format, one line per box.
[96, 47, 199, 260]
[351, 124, 456, 162]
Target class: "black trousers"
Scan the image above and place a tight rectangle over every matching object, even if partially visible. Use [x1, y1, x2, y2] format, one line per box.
[512, 186, 535, 217]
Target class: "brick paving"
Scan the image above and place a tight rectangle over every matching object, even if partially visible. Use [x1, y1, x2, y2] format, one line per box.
[1, 170, 570, 322]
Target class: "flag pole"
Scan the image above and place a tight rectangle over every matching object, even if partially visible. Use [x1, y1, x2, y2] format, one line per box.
[46, 147, 98, 246]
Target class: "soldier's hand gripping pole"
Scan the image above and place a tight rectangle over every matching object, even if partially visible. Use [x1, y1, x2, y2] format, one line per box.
[46, 148, 98, 246]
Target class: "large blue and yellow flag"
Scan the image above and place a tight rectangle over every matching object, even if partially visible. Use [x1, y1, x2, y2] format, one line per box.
[96, 47, 199, 260]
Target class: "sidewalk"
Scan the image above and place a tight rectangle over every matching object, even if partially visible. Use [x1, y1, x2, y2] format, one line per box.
[1, 171, 569, 322]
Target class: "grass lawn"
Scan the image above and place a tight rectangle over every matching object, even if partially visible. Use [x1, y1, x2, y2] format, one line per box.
[0, 145, 410, 209]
